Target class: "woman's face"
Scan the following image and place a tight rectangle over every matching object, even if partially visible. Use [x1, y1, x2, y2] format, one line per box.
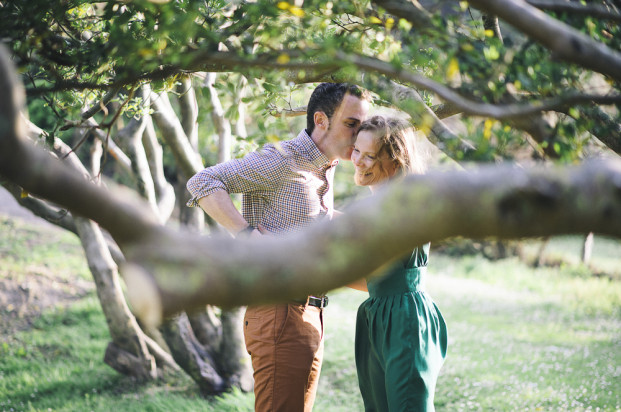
[351, 130, 398, 187]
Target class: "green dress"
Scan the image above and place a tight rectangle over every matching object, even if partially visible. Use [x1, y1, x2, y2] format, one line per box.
[355, 244, 448, 411]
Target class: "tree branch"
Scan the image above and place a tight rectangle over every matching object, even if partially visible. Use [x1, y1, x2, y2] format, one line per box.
[468, 0, 621, 82]
[562, 105, 621, 156]
[121, 158, 621, 326]
[342, 52, 621, 119]
[204, 73, 232, 163]
[3, 44, 621, 328]
[80, 86, 122, 121]
[526, 0, 621, 23]
[371, 77, 476, 154]
[1, 181, 77, 233]
[370, 0, 435, 30]
[150, 91, 204, 179]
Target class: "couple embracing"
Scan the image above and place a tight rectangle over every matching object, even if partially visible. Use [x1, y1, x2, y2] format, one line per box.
[187, 83, 448, 412]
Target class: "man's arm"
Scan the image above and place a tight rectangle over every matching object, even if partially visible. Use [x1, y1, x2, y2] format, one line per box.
[187, 145, 286, 236]
[197, 190, 258, 237]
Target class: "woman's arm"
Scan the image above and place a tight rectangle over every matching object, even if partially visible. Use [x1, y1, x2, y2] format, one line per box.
[347, 278, 368, 292]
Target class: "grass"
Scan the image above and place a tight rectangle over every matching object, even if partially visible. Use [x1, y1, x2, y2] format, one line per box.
[0, 216, 620, 411]
[0, 216, 90, 282]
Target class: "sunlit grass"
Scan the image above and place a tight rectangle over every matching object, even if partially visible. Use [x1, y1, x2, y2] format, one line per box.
[0, 216, 90, 282]
[0, 298, 255, 412]
[428, 253, 621, 411]
[0, 219, 619, 411]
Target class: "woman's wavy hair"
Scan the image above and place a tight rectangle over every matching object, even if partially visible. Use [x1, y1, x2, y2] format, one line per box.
[357, 115, 426, 176]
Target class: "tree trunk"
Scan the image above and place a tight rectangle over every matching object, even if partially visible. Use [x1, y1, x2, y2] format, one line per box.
[159, 313, 227, 394]
[582, 232, 594, 264]
[534, 237, 550, 267]
[205, 72, 232, 163]
[219, 308, 254, 392]
[188, 306, 222, 350]
[142, 114, 176, 222]
[75, 216, 157, 380]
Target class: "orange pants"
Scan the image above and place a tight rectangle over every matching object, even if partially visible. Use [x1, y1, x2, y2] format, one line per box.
[244, 303, 324, 412]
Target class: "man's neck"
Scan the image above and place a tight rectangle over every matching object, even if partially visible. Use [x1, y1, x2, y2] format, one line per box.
[309, 129, 336, 162]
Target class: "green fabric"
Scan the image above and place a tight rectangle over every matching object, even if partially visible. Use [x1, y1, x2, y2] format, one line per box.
[355, 244, 448, 411]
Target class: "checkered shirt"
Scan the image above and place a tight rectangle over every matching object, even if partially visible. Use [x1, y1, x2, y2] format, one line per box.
[187, 130, 339, 235]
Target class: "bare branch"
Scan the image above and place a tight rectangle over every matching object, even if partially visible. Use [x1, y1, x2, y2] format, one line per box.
[150, 91, 204, 179]
[345, 52, 621, 119]
[117, 95, 159, 220]
[80, 86, 122, 121]
[204, 73, 232, 163]
[371, 0, 435, 30]
[468, 0, 621, 82]
[526, 0, 621, 23]
[142, 114, 176, 222]
[85, 118, 133, 176]
[431, 103, 462, 119]
[268, 105, 307, 118]
[1, 181, 77, 233]
[482, 13, 503, 43]
[176, 75, 199, 148]
[369, 77, 476, 154]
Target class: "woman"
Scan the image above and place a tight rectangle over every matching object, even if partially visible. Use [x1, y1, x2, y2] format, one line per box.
[350, 115, 448, 411]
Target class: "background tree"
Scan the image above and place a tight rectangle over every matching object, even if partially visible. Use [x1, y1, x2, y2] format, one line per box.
[0, 0, 619, 396]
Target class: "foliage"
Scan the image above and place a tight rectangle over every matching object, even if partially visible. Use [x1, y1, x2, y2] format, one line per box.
[1, 0, 619, 164]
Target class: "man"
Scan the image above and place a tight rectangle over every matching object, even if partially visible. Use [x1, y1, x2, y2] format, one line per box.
[186, 82, 370, 411]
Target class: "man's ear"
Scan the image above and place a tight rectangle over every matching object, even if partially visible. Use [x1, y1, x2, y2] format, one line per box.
[314, 111, 329, 130]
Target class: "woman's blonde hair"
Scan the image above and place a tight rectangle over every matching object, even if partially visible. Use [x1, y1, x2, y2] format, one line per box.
[357, 115, 425, 176]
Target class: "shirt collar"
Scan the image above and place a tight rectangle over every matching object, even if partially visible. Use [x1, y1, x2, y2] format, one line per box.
[297, 129, 337, 169]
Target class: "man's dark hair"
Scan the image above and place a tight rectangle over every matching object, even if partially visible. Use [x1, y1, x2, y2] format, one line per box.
[306, 83, 370, 135]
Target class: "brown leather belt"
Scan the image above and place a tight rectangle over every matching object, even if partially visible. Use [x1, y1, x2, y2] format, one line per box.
[294, 295, 329, 308]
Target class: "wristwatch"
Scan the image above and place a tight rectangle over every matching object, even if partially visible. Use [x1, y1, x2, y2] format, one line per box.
[238, 225, 255, 237]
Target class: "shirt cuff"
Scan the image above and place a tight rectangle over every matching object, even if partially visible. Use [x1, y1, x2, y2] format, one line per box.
[186, 187, 228, 208]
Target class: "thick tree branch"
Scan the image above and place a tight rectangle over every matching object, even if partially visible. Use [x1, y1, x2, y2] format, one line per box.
[150, 92, 204, 179]
[342, 52, 621, 119]
[21, 45, 620, 130]
[118, 110, 159, 220]
[468, 0, 621, 82]
[0, 45, 157, 244]
[204, 73, 232, 163]
[372, 77, 476, 154]
[3, 44, 621, 328]
[142, 115, 176, 222]
[85, 119, 134, 176]
[526, 0, 621, 23]
[121, 158, 621, 326]
[562, 105, 621, 156]
[1, 181, 77, 233]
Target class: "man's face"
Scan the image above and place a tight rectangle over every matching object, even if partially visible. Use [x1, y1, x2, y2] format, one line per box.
[322, 94, 369, 161]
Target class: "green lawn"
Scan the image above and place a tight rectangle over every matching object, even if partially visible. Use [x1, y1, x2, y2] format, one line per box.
[1, 216, 620, 411]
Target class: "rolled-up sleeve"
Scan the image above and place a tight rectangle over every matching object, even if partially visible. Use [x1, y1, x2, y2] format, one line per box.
[186, 145, 288, 207]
